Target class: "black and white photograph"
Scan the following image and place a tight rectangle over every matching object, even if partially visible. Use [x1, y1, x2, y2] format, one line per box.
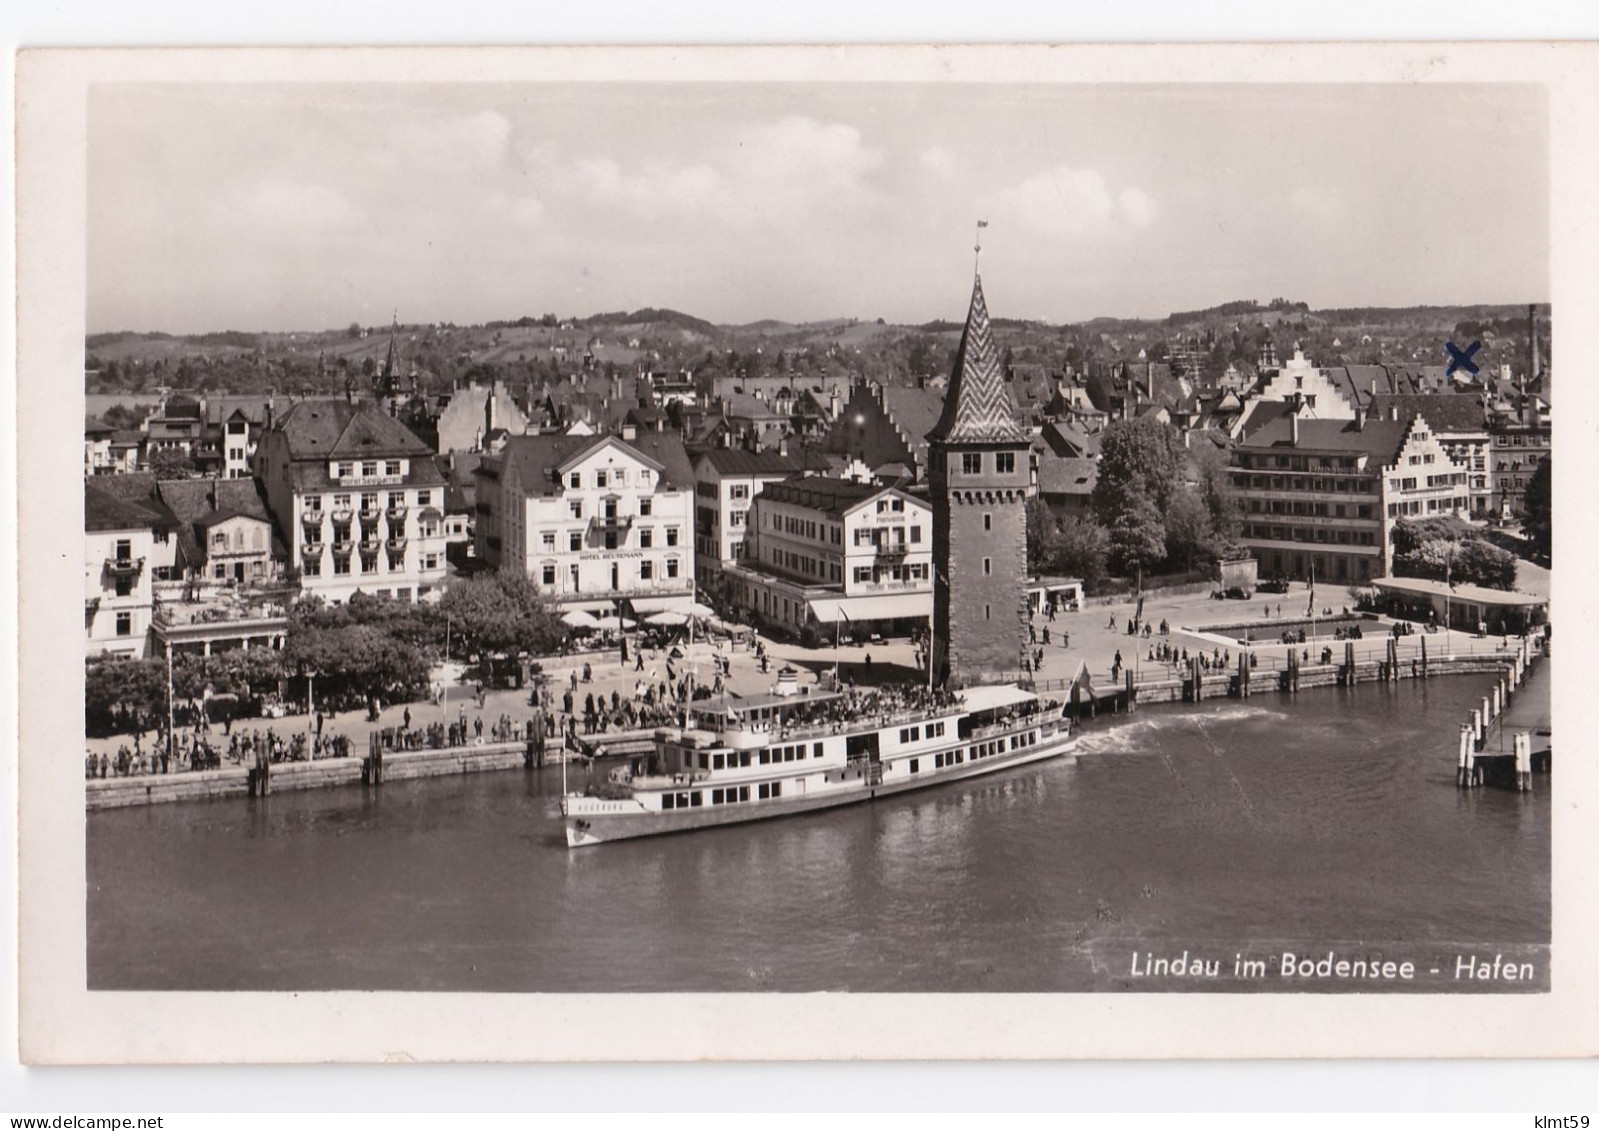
[16, 42, 1599, 1064]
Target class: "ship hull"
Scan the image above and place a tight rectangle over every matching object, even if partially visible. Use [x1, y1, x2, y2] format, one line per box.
[563, 735, 1073, 847]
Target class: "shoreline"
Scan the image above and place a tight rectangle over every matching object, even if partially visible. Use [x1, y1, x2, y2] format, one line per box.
[85, 645, 1546, 811]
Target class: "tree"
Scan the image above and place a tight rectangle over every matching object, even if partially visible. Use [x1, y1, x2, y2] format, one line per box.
[1452, 539, 1518, 591]
[1091, 416, 1181, 575]
[148, 448, 195, 479]
[1162, 488, 1215, 571]
[1188, 442, 1241, 545]
[1522, 456, 1551, 561]
[1106, 495, 1168, 578]
[437, 570, 565, 662]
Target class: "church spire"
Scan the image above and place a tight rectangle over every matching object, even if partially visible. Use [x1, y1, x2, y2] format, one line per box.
[381, 312, 400, 384]
[927, 269, 1027, 445]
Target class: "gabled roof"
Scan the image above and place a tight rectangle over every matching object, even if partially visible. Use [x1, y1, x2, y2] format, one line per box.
[85, 415, 114, 438]
[488, 430, 696, 495]
[274, 399, 434, 462]
[1036, 455, 1098, 497]
[1369, 394, 1488, 434]
[696, 447, 832, 477]
[85, 476, 176, 534]
[155, 477, 282, 566]
[926, 274, 1027, 445]
[758, 475, 922, 518]
[1238, 416, 1411, 463]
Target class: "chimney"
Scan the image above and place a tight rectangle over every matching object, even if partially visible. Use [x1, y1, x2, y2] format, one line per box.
[208, 477, 218, 511]
[1390, 405, 1399, 422]
[1289, 413, 1299, 447]
[779, 436, 789, 458]
[1353, 405, 1365, 431]
[621, 423, 637, 441]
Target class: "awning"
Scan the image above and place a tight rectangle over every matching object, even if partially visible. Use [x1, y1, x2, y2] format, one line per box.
[561, 609, 598, 628]
[629, 596, 693, 615]
[808, 591, 932, 624]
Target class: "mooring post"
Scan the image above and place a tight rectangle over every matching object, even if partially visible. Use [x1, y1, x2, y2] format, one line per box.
[1514, 731, 1532, 792]
[1457, 723, 1471, 788]
[1238, 651, 1250, 698]
[1420, 635, 1428, 679]
[1125, 667, 1136, 713]
[1471, 707, 1484, 750]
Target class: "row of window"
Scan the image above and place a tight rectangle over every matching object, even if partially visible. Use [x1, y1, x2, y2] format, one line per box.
[304, 552, 439, 577]
[658, 780, 783, 810]
[1236, 455, 1362, 472]
[855, 563, 928, 584]
[930, 729, 1039, 770]
[1234, 474, 1379, 495]
[566, 468, 652, 489]
[897, 720, 947, 744]
[309, 489, 432, 512]
[332, 460, 407, 480]
[958, 452, 1018, 475]
[541, 526, 680, 552]
[538, 558, 681, 587]
[1240, 524, 1378, 546]
[1387, 497, 1467, 518]
[1249, 499, 1375, 519]
[568, 497, 655, 520]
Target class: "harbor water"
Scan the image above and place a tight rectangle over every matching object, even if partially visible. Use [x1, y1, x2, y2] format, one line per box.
[88, 666, 1550, 992]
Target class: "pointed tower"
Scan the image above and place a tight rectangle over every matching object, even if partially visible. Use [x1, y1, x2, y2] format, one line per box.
[927, 271, 1031, 688]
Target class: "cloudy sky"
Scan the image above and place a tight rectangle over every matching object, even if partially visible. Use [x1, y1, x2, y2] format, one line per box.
[87, 82, 1548, 333]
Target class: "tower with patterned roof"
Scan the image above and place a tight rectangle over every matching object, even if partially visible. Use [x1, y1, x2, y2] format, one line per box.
[927, 269, 1031, 688]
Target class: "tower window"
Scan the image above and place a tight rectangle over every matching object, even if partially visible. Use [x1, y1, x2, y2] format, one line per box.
[984, 605, 991, 620]
[983, 558, 992, 575]
[983, 513, 992, 532]
[961, 453, 982, 475]
[995, 452, 1016, 474]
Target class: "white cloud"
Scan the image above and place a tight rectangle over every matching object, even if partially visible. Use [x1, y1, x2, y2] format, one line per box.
[233, 179, 356, 230]
[1290, 185, 1342, 219]
[920, 144, 956, 178]
[569, 156, 720, 220]
[985, 165, 1157, 239]
[1118, 186, 1159, 228]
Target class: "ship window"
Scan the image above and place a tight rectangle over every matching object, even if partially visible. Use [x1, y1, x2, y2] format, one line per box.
[738, 786, 750, 802]
[690, 792, 703, 807]
[713, 754, 725, 770]
[812, 742, 822, 758]
[934, 753, 944, 768]
[909, 759, 919, 774]
[759, 750, 770, 765]
[662, 794, 676, 810]
[711, 789, 724, 804]
[758, 783, 770, 799]
[739, 751, 752, 767]
[771, 781, 782, 798]
[699, 753, 709, 769]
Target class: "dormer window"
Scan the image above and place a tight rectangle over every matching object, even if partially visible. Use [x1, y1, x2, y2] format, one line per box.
[337, 462, 353, 478]
[362, 461, 378, 478]
[385, 460, 402, 476]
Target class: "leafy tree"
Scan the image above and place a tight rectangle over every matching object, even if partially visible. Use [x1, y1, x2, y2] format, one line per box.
[1091, 416, 1181, 574]
[148, 448, 195, 479]
[1452, 539, 1517, 591]
[1105, 494, 1167, 578]
[1522, 456, 1551, 560]
[437, 570, 565, 662]
[1163, 488, 1216, 571]
[1188, 442, 1241, 544]
[1026, 500, 1109, 590]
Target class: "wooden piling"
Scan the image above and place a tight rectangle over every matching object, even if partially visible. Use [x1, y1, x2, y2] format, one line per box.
[1238, 651, 1250, 698]
[1457, 724, 1472, 788]
[1420, 635, 1428, 679]
[1125, 668, 1137, 713]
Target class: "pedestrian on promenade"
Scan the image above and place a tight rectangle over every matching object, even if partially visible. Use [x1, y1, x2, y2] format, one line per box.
[1063, 630, 1070, 648]
[1107, 613, 1117, 629]
[1029, 624, 1037, 644]
[403, 707, 411, 730]
[583, 663, 593, 683]
[1043, 627, 1051, 646]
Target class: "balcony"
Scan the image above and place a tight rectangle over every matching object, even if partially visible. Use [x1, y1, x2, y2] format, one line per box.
[872, 541, 909, 559]
[588, 514, 634, 534]
[302, 540, 326, 557]
[386, 505, 408, 524]
[386, 537, 408, 554]
[358, 505, 382, 522]
[330, 507, 353, 525]
[359, 536, 382, 554]
[104, 556, 145, 578]
[331, 540, 354, 556]
[301, 509, 324, 528]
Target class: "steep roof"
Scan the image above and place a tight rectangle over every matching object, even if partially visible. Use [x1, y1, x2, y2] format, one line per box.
[490, 430, 696, 496]
[759, 475, 913, 518]
[1238, 416, 1411, 463]
[926, 274, 1027, 445]
[697, 447, 832, 476]
[153, 477, 281, 567]
[85, 415, 114, 438]
[274, 399, 434, 462]
[1036, 455, 1098, 498]
[85, 477, 176, 534]
[1369, 394, 1488, 434]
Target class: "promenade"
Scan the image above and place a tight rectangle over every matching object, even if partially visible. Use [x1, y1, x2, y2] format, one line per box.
[84, 567, 1549, 791]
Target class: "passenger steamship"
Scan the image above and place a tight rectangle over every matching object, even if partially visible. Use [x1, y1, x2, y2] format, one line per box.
[561, 670, 1075, 847]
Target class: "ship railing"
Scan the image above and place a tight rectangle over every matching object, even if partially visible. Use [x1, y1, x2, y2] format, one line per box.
[629, 770, 711, 790]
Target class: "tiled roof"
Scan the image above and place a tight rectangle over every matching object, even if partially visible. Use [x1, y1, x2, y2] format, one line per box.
[927, 275, 1027, 444]
[1369, 394, 1487, 433]
[85, 415, 114, 437]
[1238, 416, 1411, 463]
[275, 399, 434, 462]
[85, 478, 176, 533]
[490, 431, 696, 496]
[697, 448, 832, 476]
[759, 474, 898, 517]
[1036, 455, 1098, 497]
[155, 478, 282, 566]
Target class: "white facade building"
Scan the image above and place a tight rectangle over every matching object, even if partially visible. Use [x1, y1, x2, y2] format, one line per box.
[475, 428, 697, 615]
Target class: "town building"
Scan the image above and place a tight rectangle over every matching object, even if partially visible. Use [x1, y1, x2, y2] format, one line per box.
[1489, 417, 1551, 520]
[472, 426, 697, 616]
[434, 380, 530, 454]
[1231, 409, 1472, 585]
[823, 380, 946, 483]
[255, 399, 449, 604]
[928, 272, 1033, 687]
[722, 475, 934, 637]
[690, 445, 837, 596]
[85, 416, 115, 474]
[85, 480, 176, 658]
[1369, 394, 1493, 516]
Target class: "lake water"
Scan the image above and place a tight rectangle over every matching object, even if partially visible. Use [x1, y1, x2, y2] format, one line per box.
[87, 667, 1550, 993]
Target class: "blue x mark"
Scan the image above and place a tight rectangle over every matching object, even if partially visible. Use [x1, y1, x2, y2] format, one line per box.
[1446, 339, 1481, 376]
